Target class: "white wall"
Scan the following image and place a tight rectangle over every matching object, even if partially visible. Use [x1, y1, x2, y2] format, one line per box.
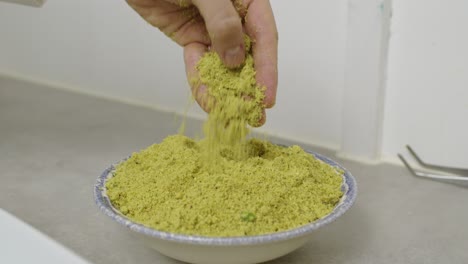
[0, 0, 348, 150]
[265, 0, 347, 148]
[0, 0, 189, 114]
[339, 0, 391, 162]
[382, 0, 468, 167]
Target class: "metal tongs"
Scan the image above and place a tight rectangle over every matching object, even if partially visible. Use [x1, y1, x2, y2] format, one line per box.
[398, 145, 468, 182]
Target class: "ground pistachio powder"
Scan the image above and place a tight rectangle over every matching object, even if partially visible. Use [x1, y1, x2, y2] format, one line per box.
[105, 35, 344, 237]
[106, 135, 343, 236]
[196, 35, 264, 161]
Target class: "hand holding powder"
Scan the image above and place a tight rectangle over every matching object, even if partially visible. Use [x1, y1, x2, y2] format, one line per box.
[106, 1, 342, 237]
[105, 48, 344, 236]
[107, 43, 343, 234]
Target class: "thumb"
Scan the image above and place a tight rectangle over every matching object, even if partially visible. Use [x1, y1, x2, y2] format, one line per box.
[192, 0, 245, 68]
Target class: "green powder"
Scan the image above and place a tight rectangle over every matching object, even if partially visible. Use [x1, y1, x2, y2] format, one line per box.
[106, 135, 343, 236]
[196, 35, 264, 161]
[105, 34, 344, 237]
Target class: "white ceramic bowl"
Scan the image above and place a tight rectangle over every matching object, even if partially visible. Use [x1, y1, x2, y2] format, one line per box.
[94, 150, 357, 264]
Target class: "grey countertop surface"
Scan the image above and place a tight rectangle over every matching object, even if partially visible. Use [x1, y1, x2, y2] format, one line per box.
[1, 76, 467, 264]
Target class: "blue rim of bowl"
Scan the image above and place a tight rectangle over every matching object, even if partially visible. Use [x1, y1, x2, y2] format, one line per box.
[94, 150, 357, 246]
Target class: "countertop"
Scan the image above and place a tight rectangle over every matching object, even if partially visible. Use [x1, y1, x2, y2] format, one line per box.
[1, 76, 467, 264]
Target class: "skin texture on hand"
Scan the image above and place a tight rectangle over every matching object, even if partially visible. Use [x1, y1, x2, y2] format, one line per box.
[126, 0, 278, 126]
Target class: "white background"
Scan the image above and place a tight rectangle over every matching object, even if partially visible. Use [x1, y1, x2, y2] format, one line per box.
[382, 0, 468, 167]
[0, 0, 466, 167]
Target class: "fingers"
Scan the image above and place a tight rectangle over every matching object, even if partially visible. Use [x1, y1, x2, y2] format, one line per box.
[183, 42, 213, 113]
[185, 42, 267, 127]
[183, 0, 275, 127]
[245, 0, 278, 108]
[192, 0, 245, 68]
[249, 109, 266, 127]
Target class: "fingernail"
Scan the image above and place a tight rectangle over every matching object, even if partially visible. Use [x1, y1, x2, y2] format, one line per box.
[224, 45, 244, 67]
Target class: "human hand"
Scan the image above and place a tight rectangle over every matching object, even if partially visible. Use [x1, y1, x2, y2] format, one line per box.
[126, 0, 278, 126]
